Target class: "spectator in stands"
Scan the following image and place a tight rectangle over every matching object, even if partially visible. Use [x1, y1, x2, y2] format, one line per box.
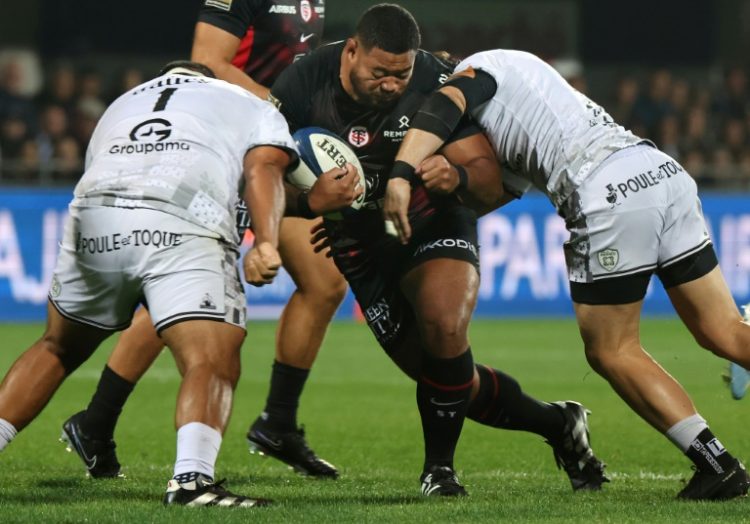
[657, 114, 681, 160]
[51, 135, 81, 182]
[35, 64, 77, 117]
[0, 58, 37, 133]
[713, 65, 748, 123]
[632, 69, 675, 139]
[35, 104, 70, 168]
[721, 118, 748, 158]
[108, 67, 144, 103]
[610, 76, 639, 128]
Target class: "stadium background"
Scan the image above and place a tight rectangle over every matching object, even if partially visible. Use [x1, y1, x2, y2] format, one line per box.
[1, 0, 750, 321]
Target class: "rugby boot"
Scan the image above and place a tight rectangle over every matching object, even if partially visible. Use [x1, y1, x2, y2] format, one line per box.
[60, 410, 122, 478]
[546, 401, 609, 490]
[247, 417, 338, 478]
[677, 458, 750, 500]
[420, 465, 468, 496]
[164, 474, 271, 507]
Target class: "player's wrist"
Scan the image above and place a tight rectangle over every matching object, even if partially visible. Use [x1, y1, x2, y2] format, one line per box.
[453, 164, 469, 191]
[389, 160, 415, 183]
[297, 191, 317, 219]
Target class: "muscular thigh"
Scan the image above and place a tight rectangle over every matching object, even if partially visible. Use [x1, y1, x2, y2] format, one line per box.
[278, 216, 345, 292]
[332, 203, 480, 356]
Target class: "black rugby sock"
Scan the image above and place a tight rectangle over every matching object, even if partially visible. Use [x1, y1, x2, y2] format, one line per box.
[83, 365, 135, 440]
[685, 428, 737, 474]
[261, 360, 310, 432]
[467, 364, 565, 441]
[417, 349, 474, 471]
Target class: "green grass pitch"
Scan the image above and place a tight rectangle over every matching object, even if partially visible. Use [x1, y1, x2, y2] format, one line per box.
[0, 318, 747, 522]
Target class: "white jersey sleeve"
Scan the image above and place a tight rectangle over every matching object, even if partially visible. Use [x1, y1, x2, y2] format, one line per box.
[74, 74, 297, 245]
[456, 50, 642, 208]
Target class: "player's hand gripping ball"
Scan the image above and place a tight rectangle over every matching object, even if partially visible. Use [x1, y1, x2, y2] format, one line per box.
[285, 127, 366, 219]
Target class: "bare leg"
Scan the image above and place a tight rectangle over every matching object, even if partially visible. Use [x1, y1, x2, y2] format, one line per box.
[161, 320, 245, 433]
[245, 217, 346, 478]
[667, 266, 750, 367]
[106, 307, 165, 382]
[275, 217, 347, 368]
[574, 300, 696, 431]
[0, 301, 110, 431]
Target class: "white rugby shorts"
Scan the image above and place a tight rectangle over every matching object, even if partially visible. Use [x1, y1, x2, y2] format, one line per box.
[49, 206, 246, 332]
[561, 144, 711, 284]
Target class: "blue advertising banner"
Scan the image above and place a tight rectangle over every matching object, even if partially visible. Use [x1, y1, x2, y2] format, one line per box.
[1, 189, 749, 321]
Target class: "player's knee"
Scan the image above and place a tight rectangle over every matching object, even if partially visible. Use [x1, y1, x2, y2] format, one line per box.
[583, 344, 610, 376]
[298, 273, 347, 311]
[40, 336, 93, 375]
[419, 314, 468, 356]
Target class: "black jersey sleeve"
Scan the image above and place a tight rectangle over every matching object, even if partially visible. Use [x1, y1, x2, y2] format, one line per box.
[197, 0, 267, 39]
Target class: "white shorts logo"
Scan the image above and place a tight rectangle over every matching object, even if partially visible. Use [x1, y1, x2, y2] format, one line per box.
[597, 249, 619, 271]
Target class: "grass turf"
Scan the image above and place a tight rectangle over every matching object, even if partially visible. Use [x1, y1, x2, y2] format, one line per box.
[0, 318, 747, 522]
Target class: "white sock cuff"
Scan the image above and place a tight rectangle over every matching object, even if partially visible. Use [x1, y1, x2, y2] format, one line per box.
[0, 418, 18, 451]
[665, 413, 707, 452]
[174, 422, 222, 479]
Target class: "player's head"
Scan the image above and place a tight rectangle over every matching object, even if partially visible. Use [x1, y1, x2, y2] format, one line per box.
[342, 3, 421, 109]
[158, 60, 216, 78]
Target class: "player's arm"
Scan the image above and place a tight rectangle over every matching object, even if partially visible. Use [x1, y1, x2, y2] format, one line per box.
[437, 133, 504, 216]
[384, 68, 498, 243]
[391, 67, 496, 172]
[284, 165, 363, 218]
[241, 145, 290, 285]
[191, 22, 270, 99]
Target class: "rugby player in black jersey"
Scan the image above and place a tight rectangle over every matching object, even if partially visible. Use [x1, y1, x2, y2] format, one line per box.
[274, 3, 608, 496]
[61, 0, 341, 480]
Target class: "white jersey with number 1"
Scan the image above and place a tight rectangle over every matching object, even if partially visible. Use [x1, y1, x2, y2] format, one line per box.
[456, 50, 642, 208]
[75, 73, 297, 245]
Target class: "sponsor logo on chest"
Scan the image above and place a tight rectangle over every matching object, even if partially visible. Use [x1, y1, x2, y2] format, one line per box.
[383, 115, 410, 140]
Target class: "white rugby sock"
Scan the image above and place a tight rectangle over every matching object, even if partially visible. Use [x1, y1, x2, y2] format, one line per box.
[173, 422, 222, 480]
[0, 418, 18, 451]
[666, 413, 708, 452]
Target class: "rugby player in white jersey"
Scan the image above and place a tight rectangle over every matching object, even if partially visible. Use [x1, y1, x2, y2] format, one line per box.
[0, 61, 354, 507]
[385, 49, 750, 500]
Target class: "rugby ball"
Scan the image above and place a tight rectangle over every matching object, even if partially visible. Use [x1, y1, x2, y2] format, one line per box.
[286, 127, 366, 219]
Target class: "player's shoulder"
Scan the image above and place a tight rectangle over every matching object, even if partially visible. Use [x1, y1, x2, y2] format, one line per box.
[410, 50, 455, 93]
[276, 40, 342, 88]
[300, 41, 344, 72]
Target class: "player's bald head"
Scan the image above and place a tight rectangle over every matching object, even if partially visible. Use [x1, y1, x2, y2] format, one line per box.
[354, 3, 421, 54]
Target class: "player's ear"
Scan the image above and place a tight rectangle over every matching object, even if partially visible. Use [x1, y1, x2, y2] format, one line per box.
[344, 38, 359, 61]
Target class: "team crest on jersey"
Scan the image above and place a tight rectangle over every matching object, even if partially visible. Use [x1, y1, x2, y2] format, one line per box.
[205, 0, 232, 11]
[50, 275, 61, 298]
[348, 126, 370, 148]
[300, 0, 312, 22]
[597, 249, 619, 272]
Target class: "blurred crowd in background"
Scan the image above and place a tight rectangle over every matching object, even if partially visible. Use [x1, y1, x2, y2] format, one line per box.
[1, 52, 749, 189]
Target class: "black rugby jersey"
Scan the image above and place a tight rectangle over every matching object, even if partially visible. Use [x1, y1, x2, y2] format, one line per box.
[271, 41, 480, 209]
[198, 0, 324, 87]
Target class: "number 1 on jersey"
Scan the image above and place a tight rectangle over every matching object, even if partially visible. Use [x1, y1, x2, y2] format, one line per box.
[153, 88, 177, 112]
